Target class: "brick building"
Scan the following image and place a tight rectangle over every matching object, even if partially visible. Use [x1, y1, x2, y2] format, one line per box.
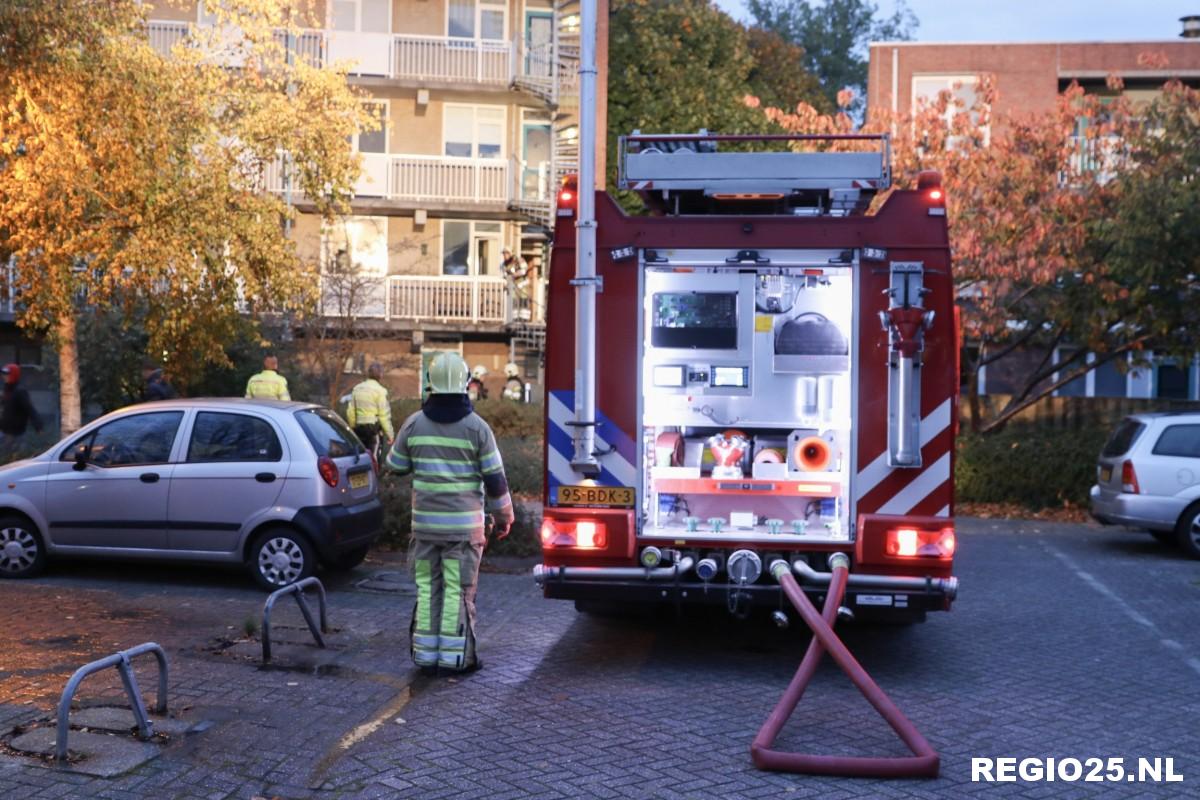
[866, 26, 1200, 401]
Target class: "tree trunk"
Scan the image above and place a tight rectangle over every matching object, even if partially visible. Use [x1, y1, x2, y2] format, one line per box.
[57, 313, 82, 435]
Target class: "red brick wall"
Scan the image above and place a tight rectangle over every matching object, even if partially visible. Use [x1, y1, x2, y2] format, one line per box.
[868, 40, 1200, 121]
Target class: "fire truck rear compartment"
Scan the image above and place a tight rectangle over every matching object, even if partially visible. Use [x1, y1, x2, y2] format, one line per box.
[640, 253, 855, 549]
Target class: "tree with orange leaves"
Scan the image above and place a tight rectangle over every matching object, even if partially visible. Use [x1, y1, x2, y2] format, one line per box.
[748, 71, 1200, 432]
[0, 0, 372, 432]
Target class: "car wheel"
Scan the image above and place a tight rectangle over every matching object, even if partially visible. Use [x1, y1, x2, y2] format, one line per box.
[248, 527, 316, 591]
[329, 545, 370, 572]
[1174, 504, 1200, 560]
[0, 515, 45, 579]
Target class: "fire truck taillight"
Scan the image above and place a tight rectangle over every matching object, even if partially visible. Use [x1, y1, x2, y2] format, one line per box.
[540, 519, 607, 549]
[558, 174, 578, 209]
[885, 527, 955, 559]
[1121, 460, 1140, 494]
[916, 170, 945, 208]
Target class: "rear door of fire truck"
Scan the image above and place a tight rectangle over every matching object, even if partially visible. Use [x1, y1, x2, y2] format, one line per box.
[639, 249, 859, 547]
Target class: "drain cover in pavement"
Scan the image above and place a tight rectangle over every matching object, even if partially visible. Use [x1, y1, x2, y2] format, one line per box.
[10, 728, 161, 777]
[356, 570, 416, 594]
[69, 707, 194, 737]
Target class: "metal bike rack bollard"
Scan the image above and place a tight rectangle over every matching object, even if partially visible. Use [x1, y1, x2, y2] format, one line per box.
[56, 642, 168, 761]
[262, 577, 328, 663]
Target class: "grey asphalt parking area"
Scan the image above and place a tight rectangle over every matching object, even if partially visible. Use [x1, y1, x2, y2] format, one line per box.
[0, 517, 1197, 798]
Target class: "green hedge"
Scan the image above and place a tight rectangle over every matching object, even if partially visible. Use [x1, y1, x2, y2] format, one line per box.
[390, 398, 543, 439]
[955, 423, 1111, 510]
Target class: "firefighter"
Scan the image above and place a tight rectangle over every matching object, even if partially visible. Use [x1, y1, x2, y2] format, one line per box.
[245, 355, 291, 401]
[386, 352, 514, 675]
[346, 362, 393, 454]
[502, 247, 531, 320]
[502, 362, 524, 402]
[466, 364, 488, 402]
[0, 364, 43, 459]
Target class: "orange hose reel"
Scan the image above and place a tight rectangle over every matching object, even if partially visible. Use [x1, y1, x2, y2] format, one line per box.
[794, 436, 832, 472]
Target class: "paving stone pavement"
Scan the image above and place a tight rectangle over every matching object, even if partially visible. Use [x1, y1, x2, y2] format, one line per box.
[0, 519, 1197, 798]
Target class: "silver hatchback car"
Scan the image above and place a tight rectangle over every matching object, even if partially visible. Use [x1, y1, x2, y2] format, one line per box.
[0, 399, 383, 589]
[1090, 412, 1200, 559]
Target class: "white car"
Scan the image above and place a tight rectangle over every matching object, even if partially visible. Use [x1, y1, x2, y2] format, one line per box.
[1090, 412, 1200, 558]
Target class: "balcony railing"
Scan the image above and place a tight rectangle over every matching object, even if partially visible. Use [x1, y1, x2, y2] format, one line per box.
[148, 21, 557, 90]
[389, 156, 509, 203]
[317, 274, 545, 325]
[147, 20, 190, 54]
[389, 35, 511, 84]
[388, 275, 508, 323]
[264, 153, 517, 206]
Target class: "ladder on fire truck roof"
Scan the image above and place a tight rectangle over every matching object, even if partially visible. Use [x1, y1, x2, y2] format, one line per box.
[617, 132, 892, 216]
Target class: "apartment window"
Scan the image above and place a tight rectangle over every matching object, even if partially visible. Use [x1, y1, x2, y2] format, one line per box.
[1156, 362, 1189, 400]
[443, 105, 505, 159]
[441, 220, 503, 276]
[332, 0, 390, 33]
[448, 0, 506, 41]
[1054, 347, 1086, 397]
[324, 216, 388, 277]
[1094, 356, 1128, 397]
[912, 74, 990, 147]
[357, 102, 387, 154]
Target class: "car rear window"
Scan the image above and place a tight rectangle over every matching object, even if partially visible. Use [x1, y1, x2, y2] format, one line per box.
[188, 412, 283, 462]
[1101, 419, 1145, 457]
[294, 408, 361, 458]
[1152, 424, 1200, 458]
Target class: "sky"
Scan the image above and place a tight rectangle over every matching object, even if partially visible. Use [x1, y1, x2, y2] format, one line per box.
[715, 0, 1199, 42]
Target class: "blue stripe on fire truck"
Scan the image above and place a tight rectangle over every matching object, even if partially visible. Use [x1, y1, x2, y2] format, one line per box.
[547, 390, 637, 503]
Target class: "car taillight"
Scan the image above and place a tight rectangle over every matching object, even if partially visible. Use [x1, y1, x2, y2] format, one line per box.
[885, 526, 955, 559]
[1121, 460, 1140, 494]
[318, 456, 339, 488]
[540, 518, 607, 549]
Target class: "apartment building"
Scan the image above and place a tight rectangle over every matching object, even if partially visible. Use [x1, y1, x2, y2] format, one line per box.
[147, 1, 579, 398]
[866, 22, 1200, 402]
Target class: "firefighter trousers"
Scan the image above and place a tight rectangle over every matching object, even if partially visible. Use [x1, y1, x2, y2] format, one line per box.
[410, 537, 484, 671]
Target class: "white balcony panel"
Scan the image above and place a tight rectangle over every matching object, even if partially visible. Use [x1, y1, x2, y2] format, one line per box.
[355, 153, 391, 197]
[328, 30, 392, 77]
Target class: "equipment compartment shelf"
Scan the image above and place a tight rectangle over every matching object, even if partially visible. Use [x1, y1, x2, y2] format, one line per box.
[640, 523, 850, 545]
[653, 477, 841, 497]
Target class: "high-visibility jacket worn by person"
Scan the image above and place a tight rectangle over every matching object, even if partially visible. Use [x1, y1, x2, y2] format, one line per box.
[386, 394, 514, 672]
[347, 378, 394, 440]
[245, 369, 290, 401]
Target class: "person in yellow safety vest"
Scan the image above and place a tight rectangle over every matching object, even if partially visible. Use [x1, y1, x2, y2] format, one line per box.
[245, 355, 291, 401]
[386, 351, 514, 675]
[502, 362, 524, 402]
[346, 362, 394, 453]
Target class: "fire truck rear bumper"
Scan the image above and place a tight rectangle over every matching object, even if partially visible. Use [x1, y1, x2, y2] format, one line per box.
[532, 562, 957, 618]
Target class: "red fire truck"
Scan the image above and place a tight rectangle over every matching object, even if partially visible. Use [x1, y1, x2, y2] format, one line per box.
[533, 132, 959, 623]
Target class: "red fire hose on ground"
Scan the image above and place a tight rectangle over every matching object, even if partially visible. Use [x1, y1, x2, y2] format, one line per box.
[751, 553, 940, 778]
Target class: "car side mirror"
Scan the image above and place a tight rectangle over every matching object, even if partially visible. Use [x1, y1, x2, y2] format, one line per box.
[72, 450, 89, 471]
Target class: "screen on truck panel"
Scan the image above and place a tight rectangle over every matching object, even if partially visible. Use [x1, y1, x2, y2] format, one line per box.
[651, 292, 738, 350]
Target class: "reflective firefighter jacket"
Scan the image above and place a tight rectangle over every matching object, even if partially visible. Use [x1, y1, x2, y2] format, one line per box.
[386, 407, 514, 541]
[347, 378, 394, 440]
[245, 370, 291, 401]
